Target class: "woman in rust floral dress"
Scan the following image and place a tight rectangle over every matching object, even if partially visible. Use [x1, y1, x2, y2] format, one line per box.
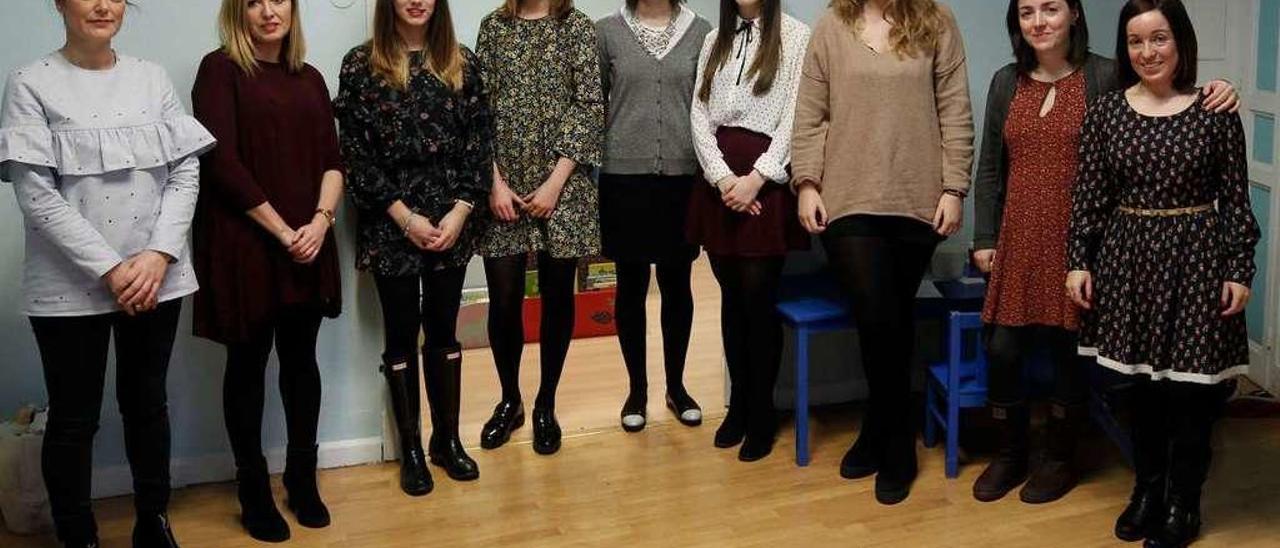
[1067, 2, 1256, 545]
[971, 0, 1237, 509]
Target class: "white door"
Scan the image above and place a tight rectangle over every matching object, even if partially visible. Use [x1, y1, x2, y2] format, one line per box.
[1196, 0, 1280, 393]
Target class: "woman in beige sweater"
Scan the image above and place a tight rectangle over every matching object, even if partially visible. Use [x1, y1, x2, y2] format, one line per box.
[791, 0, 974, 505]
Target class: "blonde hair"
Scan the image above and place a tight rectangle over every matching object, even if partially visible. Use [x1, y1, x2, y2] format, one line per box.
[217, 0, 307, 75]
[370, 0, 465, 92]
[831, 0, 945, 58]
[497, 0, 573, 19]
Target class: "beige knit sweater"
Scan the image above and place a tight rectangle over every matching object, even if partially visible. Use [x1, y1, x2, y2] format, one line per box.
[791, 6, 974, 226]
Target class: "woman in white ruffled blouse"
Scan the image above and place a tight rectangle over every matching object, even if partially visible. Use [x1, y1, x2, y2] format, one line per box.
[0, 1, 214, 546]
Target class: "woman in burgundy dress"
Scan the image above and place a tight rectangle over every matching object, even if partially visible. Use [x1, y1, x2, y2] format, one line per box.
[192, 0, 343, 541]
[971, 0, 1236, 508]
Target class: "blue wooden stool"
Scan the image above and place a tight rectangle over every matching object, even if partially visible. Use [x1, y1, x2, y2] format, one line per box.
[923, 311, 988, 478]
[775, 273, 854, 467]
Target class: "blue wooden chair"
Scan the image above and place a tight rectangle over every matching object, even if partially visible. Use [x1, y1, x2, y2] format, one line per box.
[775, 273, 855, 467]
[923, 311, 988, 478]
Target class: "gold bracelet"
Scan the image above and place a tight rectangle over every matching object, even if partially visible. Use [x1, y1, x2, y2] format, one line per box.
[315, 208, 336, 227]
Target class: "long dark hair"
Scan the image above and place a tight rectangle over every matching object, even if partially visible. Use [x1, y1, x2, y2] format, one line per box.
[1116, 0, 1198, 91]
[1007, 0, 1090, 75]
[371, 0, 465, 92]
[696, 0, 783, 103]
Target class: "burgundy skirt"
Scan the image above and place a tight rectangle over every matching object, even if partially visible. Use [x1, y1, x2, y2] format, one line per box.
[686, 127, 810, 257]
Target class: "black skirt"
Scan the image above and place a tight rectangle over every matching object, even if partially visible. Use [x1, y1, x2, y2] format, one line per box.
[598, 173, 700, 263]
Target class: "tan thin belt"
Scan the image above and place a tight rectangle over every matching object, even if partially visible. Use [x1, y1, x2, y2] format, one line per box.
[1116, 204, 1214, 217]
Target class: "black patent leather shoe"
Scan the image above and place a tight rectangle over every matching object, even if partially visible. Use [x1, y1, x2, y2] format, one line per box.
[132, 512, 180, 548]
[480, 400, 525, 450]
[1116, 488, 1165, 542]
[532, 408, 562, 455]
[429, 434, 480, 481]
[1143, 498, 1201, 548]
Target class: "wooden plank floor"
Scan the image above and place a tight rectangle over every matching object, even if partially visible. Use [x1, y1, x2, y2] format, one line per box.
[4, 257, 1280, 546]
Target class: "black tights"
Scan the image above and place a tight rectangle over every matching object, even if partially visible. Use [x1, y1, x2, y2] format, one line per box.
[984, 325, 1088, 406]
[615, 258, 695, 399]
[223, 308, 324, 474]
[1130, 379, 1234, 503]
[30, 300, 182, 544]
[710, 254, 785, 434]
[484, 252, 579, 410]
[822, 216, 940, 465]
[373, 267, 466, 363]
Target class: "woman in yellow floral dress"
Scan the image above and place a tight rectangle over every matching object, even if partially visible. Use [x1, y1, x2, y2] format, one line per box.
[474, 0, 606, 456]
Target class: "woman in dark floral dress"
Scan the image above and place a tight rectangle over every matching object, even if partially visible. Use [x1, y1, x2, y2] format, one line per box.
[474, 0, 606, 456]
[334, 0, 492, 496]
[1066, 2, 1258, 545]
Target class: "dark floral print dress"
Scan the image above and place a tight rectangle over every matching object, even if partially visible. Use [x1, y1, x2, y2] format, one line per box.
[333, 45, 494, 276]
[1068, 91, 1260, 384]
[474, 9, 606, 259]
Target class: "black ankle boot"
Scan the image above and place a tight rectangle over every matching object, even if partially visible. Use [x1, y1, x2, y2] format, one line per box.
[480, 400, 525, 450]
[1143, 496, 1201, 548]
[131, 512, 180, 548]
[382, 355, 433, 496]
[235, 467, 289, 542]
[425, 346, 479, 481]
[532, 407, 562, 455]
[738, 406, 777, 462]
[714, 402, 747, 448]
[875, 430, 918, 505]
[973, 402, 1029, 502]
[1115, 483, 1166, 541]
[283, 445, 330, 528]
[841, 407, 885, 479]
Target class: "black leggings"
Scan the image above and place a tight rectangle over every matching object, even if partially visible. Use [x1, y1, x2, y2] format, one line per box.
[1130, 379, 1234, 501]
[30, 300, 182, 544]
[222, 308, 324, 473]
[615, 258, 695, 397]
[822, 216, 940, 448]
[373, 267, 466, 363]
[484, 252, 578, 410]
[984, 325, 1088, 406]
[710, 254, 785, 431]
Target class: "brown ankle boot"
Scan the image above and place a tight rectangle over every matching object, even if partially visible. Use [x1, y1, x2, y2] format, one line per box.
[1020, 402, 1083, 504]
[973, 402, 1029, 502]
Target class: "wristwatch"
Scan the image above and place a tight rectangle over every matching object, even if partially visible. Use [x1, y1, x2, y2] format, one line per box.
[315, 208, 336, 227]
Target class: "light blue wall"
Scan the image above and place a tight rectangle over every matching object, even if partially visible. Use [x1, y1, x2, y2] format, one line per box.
[0, 0, 1124, 478]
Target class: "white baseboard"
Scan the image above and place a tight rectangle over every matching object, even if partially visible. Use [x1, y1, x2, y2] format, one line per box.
[89, 436, 384, 499]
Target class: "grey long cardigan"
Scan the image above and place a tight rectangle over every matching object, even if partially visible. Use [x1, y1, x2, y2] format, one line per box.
[972, 53, 1118, 251]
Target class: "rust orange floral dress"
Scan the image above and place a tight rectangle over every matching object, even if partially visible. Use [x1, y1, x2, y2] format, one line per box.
[982, 71, 1086, 330]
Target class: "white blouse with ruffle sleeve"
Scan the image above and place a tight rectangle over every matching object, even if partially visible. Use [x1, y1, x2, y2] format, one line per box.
[0, 53, 216, 317]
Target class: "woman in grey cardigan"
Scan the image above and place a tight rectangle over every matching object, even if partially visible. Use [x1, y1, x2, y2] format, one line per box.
[596, 0, 711, 433]
[0, 1, 214, 546]
[969, 0, 1235, 514]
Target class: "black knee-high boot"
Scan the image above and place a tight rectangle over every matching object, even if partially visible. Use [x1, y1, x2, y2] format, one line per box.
[1145, 382, 1231, 548]
[382, 354, 433, 496]
[425, 345, 479, 481]
[1117, 382, 1169, 542]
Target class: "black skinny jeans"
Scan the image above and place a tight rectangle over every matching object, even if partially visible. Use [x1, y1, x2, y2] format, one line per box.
[984, 325, 1089, 407]
[822, 215, 941, 453]
[30, 299, 182, 543]
[484, 252, 578, 410]
[222, 307, 324, 473]
[614, 258, 695, 397]
[373, 266, 466, 364]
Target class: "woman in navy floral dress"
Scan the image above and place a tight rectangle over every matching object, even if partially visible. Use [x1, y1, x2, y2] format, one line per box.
[334, 0, 493, 496]
[1066, 2, 1258, 545]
